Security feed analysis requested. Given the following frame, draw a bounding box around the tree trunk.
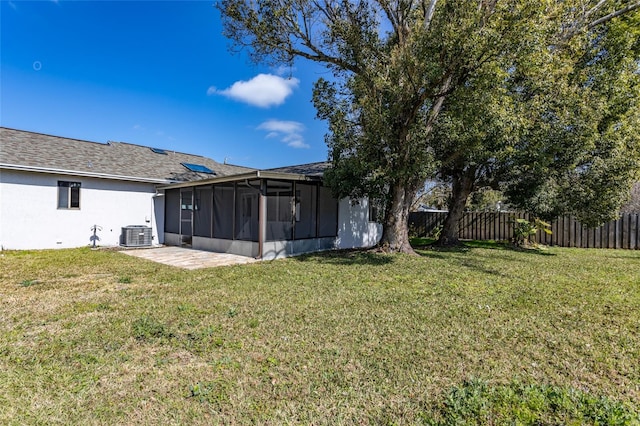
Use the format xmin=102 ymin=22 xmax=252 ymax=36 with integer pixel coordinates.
xmin=437 ymin=170 xmax=475 ymax=246
xmin=379 ymin=181 xmax=417 ymax=254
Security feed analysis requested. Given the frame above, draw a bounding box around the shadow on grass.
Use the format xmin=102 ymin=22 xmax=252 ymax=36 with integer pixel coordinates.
xmin=293 ymin=249 xmax=395 ymax=266
xmin=412 ymin=239 xmax=556 ymax=277
xmin=412 ymin=238 xmax=556 ymax=257
xmin=292 ymin=238 xmax=557 ymax=269
xmin=416 ymin=249 xmax=507 ymax=277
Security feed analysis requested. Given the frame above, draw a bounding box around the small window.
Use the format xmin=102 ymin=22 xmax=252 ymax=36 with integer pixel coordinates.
xmin=150 ymin=147 xmax=168 ymax=155
xmin=58 ymin=181 xmax=81 ymax=209
xmin=369 ymin=202 xmax=380 ymax=223
xmin=182 ymin=163 xmax=215 ymax=174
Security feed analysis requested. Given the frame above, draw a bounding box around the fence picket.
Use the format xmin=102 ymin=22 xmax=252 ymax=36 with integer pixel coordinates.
xmin=408 ymin=212 xmax=640 ymax=250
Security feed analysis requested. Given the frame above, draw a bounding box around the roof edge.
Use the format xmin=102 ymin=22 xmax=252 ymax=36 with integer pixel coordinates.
xmin=1 ymin=126 xmax=109 ymax=146
xmin=264 ymin=160 xmax=331 ymax=171
xmin=158 ymin=170 xmax=323 ymax=190
xmin=0 ymin=164 xmax=176 ymax=184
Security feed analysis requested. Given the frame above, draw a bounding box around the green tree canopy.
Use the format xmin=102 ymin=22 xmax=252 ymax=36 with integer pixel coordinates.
xmin=218 ymin=0 xmax=640 ymax=251
xmin=431 ymin=3 xmax=640 ymax=244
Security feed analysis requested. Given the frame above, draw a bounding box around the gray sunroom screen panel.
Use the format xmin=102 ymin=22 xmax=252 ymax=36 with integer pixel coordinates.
xmin=266 ymin=180 xmax=293 ymax=241
xmin=318 ymin=185 xmax=338 ymax=237
xmin=165 ymin=189 xmax=180 ymax=234
xmin=235 ymin=182 xmax=259 ymax=241
xmin=295 ymin=183 xmax=317 ymax=239
xmin=213 ymin=184 xmax=234 ymax=240
xmin=194 ymin=186 xmax=213 ymax=238
xmin=180 ymin=189 xmax=193 ymax=237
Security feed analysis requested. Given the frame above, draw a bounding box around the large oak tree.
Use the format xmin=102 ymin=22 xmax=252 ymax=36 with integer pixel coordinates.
xmin=218 ymin=0 xmax=640 ymax=251
xmin=432 ymin=3 xmax=640 ymax=245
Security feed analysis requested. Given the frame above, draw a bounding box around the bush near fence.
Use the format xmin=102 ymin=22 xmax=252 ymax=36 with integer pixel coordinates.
xmin=409 ymin=211 xmax=640 ymax=249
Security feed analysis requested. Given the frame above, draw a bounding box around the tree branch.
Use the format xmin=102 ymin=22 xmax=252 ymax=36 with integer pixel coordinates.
xmin=585 ymin=0 xmax=608 ymax=19
xmin=559 ymin=1 xmax=639 ymax=43
xmin=379 ymin=0 xmax=403 ymax=43
xmin=423 ymin=0 xmax=438 ymax=30
xmin=293 ymin=46 xmax=364 ymax=76
xmin=588 ymin=2 xmax=640 ymax=28
xmin=425 ymin=74 xmax=453 ymax=129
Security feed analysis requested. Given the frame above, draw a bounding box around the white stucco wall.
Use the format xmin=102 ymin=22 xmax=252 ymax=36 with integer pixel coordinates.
xmin=0 ymin=170 xmax=164 ymax=250
xmin=336 ymin=197 xmax=382 ymax=249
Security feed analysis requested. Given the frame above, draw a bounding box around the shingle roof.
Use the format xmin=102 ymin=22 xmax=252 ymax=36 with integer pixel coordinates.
xmin=0 ymin=127 xmax=254 ymax=183
xmin=266 ymin=161 xmax=330 ymax=177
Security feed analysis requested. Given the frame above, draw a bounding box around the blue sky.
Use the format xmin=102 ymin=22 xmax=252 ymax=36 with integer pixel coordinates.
xmin=1 ymin=0 xmax=331 ymax=169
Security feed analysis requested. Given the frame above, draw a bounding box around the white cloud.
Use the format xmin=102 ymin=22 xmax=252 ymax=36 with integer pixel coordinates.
xmin=257 ymin=119 xmax=309 ymax=149
xmin=209 ymin=74 xmax=299 ymax=108
xmin=257 ymin=120 xmax=304 ymax=134
xmin=287 ymin=139 xmax=309 ymax=149
xmin=273 ymin=64 xmax=296 ymax=77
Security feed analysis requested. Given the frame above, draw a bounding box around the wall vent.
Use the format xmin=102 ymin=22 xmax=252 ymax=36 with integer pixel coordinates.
xmin=121 ymin=226 xmax=152 ymax=247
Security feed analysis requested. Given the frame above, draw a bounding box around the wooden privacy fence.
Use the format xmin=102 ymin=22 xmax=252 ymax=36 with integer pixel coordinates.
xmin=409 ymin=211 xmax=640 ymax=249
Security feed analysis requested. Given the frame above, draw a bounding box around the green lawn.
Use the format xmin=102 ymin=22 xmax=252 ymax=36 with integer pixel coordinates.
xmin=1 ymin=245 xmax=639 ymax=424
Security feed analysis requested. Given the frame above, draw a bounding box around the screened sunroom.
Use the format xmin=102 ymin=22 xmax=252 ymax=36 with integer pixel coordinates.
xmin=161 ymin=170 xmax=340 ymax=259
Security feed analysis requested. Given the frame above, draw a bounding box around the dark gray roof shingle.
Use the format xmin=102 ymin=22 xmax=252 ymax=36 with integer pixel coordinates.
xmin=0 ymin=127 xmax=254 ymax=182
xmin=266 ymin=161 xmax=330 ymax=177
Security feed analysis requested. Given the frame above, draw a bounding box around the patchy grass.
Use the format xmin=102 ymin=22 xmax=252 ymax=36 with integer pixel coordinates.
xmin=0 ymin=246 xmax=638 ymax=424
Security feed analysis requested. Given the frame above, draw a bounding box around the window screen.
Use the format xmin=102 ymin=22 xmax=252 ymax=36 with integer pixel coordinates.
xmin=165 ymin=189 xmax=180 ymax=233
xmin=266 ymin=180 xmax=293 ymax=241
xmin=213 ymin=183 xmax=234 ymax=240
xmin=180 ymin=189 xmax=193 ymax=237
xmin=194 ymin=186 xmax=213 ymax=238
xmin=235 ymin=182 xmax=259 ymax=241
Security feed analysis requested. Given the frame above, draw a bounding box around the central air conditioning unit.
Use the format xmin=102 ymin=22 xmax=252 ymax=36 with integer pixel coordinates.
xmin=121 ymin=226 xmax=152 ymax=247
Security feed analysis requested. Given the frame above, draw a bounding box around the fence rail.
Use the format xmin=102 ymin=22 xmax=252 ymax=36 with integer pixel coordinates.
xmin=409 ymin=211 xmax=640 ymax=249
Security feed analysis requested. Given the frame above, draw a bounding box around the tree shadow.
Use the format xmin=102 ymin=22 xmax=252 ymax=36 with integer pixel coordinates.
xmin=414 ymin=239 xmax=557 ymax=257
xmin=413 ymin=240 xmax=557 ymax=277
xmin=293 ymin=249 xmax=395 ymax=266
xmin=416 ymin=249 xmax=508 ymax=277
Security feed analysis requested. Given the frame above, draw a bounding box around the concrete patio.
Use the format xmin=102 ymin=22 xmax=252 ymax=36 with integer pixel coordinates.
xmin=120 ymin=246 xmax=258 ymax=270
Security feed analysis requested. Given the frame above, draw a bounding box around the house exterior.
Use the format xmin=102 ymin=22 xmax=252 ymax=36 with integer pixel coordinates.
xmin=0 ymin=127 xmax=381 ymax=257
xmin=0 ymin=127 xmax=252 ymax=250
xmin=161 ymin=164 xmax=382 ymax=260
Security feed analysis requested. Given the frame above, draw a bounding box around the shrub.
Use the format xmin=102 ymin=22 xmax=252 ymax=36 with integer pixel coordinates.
xmin=512 ymin=218 xmax=552 ymax=248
